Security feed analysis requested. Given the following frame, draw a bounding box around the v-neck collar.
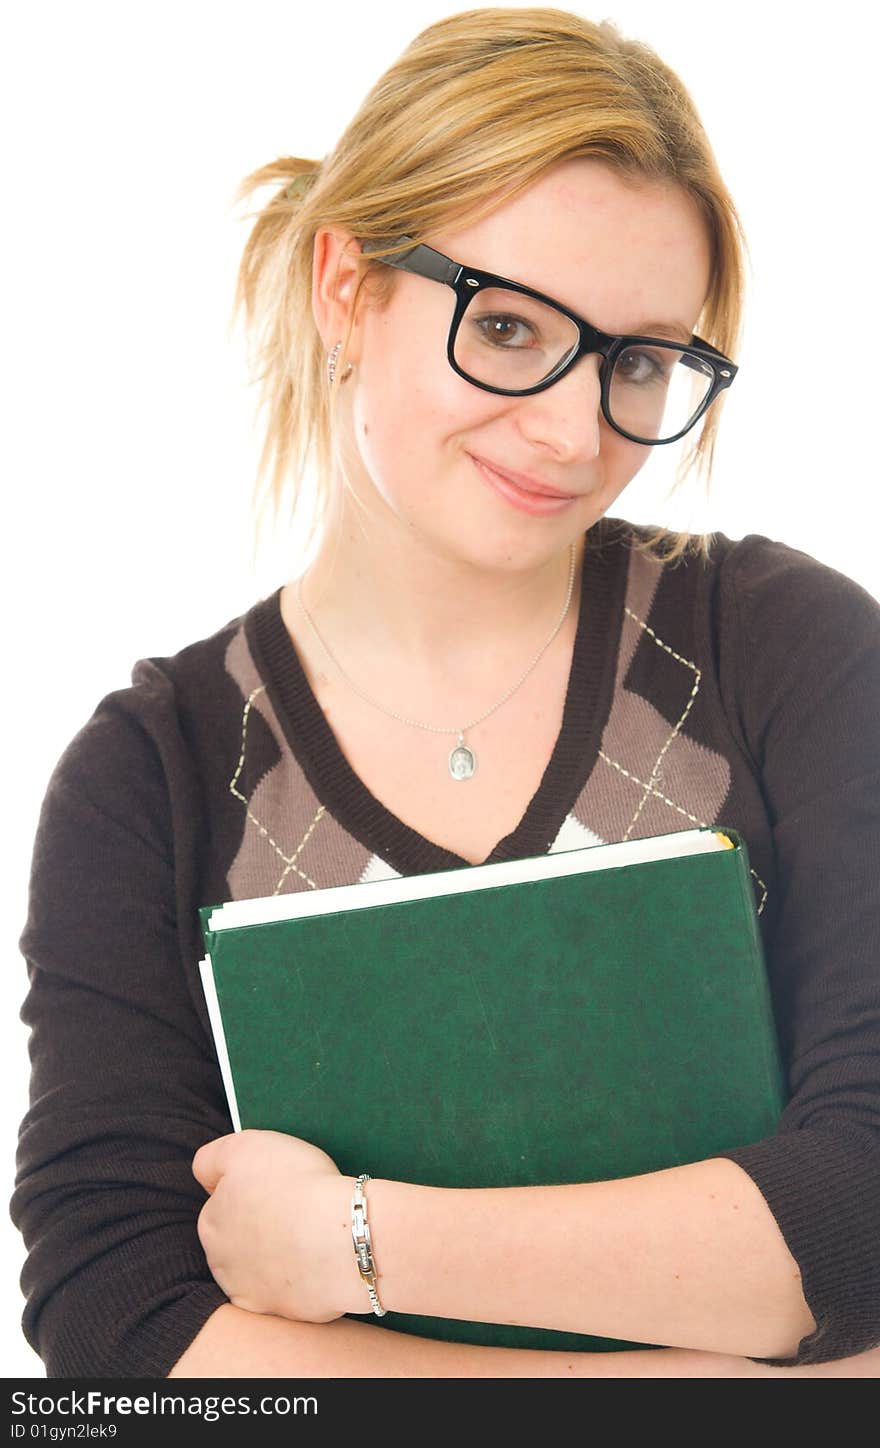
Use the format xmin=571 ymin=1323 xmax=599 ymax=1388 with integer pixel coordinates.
xmin=245 ymin=518 xmax=631 ymax=875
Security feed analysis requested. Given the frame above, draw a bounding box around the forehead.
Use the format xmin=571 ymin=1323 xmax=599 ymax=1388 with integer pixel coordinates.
xmin=430 ymin=158 xmax=712 ymax=332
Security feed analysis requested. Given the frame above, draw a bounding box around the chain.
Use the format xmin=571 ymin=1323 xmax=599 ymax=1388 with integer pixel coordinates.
xmin=295 ymin=542 xmax=578 ymax=737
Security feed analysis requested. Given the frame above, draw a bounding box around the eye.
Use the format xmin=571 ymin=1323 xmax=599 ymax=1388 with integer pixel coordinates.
xmin=614 ymin=347 xmax=673 ymax=386
xmin=472 ymin=312 xmax=538 ymax=348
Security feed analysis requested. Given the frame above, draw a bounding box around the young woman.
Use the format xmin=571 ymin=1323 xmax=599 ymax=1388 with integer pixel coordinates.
xmin=12 ymin=8 xmax=880 ymax=1378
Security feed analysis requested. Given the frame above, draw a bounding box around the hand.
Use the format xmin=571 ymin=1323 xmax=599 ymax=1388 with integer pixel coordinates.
xmin=192 ymin=1128 xmax=361 ymax=1322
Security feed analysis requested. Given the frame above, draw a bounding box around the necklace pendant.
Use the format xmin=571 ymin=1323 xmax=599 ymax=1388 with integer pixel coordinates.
xmin=448 ymin=732 xmax=476 ymax=781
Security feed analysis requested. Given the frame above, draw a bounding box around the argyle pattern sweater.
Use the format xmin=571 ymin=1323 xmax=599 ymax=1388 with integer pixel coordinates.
xmin=11 ymin=517 xmax=880 ymax=1375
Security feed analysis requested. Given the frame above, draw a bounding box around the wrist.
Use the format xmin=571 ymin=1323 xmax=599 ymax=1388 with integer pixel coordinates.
xmin=286 ymin=1171 xmax=365 ymax=1323
xmin=334 ymin=1174 xmax=369 ymax=1317
xmin=353 ymin=1177 xmax=443 ymax=1317
xmin=345 ymin=1175 xmax=415 ymax=1318
xmin=349 ymin=1173 xmax=388 ymax=1316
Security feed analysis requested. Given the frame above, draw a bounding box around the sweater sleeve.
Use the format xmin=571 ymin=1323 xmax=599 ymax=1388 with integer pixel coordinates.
xmin=10 ymin=672 xmax=230 ymax=1377
xmin=712 ymin=536 xmax=880 ymax=1366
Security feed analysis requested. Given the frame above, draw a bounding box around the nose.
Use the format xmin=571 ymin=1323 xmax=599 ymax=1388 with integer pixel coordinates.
xmin=513 ymin=353 xmax=604 ymax=462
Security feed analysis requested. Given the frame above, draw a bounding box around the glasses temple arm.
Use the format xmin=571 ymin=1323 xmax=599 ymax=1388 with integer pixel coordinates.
xmin=691 ymin=334 xmax=737 ymax=364
xmin=361 ymin=237 xmax=462 ymax=287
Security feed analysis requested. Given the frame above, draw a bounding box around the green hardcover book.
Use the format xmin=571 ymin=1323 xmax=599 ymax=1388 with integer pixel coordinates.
xmin=198 ymin=826 xmax=786 ymax=1354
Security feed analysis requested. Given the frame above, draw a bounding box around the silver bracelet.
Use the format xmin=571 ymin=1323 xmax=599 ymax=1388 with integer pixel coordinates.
xmin=351 ymin=1173 xmax=386 ymax=1316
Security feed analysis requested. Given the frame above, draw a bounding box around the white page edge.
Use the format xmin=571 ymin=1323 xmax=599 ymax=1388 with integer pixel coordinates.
xmin=198 ymin=955 xmax=242 ymax=1133
xmin=206 ymin=827 xmax=734 ymax=933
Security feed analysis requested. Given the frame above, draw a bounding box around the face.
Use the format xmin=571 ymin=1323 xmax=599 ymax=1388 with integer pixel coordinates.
xmin=322 ymin=158 xmax=712 ymax=573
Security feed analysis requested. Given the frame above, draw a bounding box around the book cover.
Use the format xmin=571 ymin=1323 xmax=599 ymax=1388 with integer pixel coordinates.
xmin=198 ymin=826 xmax=786 ymax=1352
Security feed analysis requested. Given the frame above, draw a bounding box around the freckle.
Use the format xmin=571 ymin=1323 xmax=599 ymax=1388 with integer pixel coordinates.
xmin=732 ymin=1203 xmax=740 ymax=1210
xmin=674 ymin=1273 xmax=681 ymax=1280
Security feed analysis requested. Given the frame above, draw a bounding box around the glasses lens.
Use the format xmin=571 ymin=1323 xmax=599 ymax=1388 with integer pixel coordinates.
xmin=453 ymin=292 xmax=717 ymax=443
xmin=608 ymin=343 xmax=715 ymax=443
xmin=453 ymin=288 xmax=580 ymax=391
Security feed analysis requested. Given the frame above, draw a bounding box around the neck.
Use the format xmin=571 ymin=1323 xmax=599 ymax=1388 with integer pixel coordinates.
xmin=295 ymin=508 xmax=584 ymax=685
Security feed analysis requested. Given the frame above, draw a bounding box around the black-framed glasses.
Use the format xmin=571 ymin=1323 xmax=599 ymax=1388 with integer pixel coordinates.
xmin=362 ymin=238 xmax=738 ymax=446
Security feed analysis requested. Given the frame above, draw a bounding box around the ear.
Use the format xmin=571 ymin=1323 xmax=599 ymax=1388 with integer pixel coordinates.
xmin=311 ymin=226 xmax=366 ymax=361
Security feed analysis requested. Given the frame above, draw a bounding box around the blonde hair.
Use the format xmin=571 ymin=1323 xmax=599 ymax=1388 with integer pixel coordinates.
xmin=236 ymin=7 xmax=748 ymax=566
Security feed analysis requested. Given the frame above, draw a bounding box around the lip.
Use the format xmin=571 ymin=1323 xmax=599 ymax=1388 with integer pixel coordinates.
xmin=469 ymin=453 xmax=578 ymax=517
xmin=469 ymin=453 xmax=577 ymax=499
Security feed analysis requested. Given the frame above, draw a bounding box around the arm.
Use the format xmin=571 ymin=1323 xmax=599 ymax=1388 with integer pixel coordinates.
xmin=11 ymin=687 xmax=231 ymax=1376
xmin=365 ymin=1158 xmax=812 ymax=1359
xmin=193 ymin=1132 xmax=812 ymax=1360
xmin=167 ymin=1305 xmax=880 ymax=1378
xmin=707 ymin=538 xmax=880 ymax=1364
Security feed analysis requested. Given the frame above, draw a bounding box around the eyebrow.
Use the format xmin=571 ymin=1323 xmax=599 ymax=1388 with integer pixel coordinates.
xmin=629 ymin=320 xmax=694 ymax=344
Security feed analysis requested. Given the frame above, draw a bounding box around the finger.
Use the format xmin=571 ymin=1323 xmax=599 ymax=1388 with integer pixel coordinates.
xmin=191 ymin=1132 xmax=238 ymax=1193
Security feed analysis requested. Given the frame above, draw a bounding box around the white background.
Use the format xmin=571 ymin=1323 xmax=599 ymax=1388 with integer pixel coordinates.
xmin=3 ymin=0 xmax=878 ymax=1376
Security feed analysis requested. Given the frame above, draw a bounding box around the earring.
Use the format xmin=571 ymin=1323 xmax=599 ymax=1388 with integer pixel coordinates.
xmin=327 ymin=342 xmax=353 ymax=384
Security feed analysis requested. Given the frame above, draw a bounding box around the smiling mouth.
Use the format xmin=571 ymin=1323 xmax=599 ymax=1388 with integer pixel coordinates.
xmin=468 ymin=454 xmax=577 ymax=500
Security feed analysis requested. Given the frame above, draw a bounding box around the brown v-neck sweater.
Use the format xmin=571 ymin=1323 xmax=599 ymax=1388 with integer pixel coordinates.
xmin=11 ymin=517 xmax=880 ymax=1376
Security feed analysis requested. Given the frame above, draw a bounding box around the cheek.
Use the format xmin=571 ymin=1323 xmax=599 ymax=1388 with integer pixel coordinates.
xmin=602 ymin=432 xmax=652 ymax=492
xmin=352 ymin=322 xmax=500 ymax=498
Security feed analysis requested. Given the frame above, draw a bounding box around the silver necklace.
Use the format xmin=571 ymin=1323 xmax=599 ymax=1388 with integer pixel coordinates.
xmin=295 ymin=543 xmax=578 ymax=781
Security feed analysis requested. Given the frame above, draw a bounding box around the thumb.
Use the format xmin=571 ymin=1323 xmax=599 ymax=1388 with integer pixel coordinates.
xmin=191 ymin=1132 xmax=237 ymax=1194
